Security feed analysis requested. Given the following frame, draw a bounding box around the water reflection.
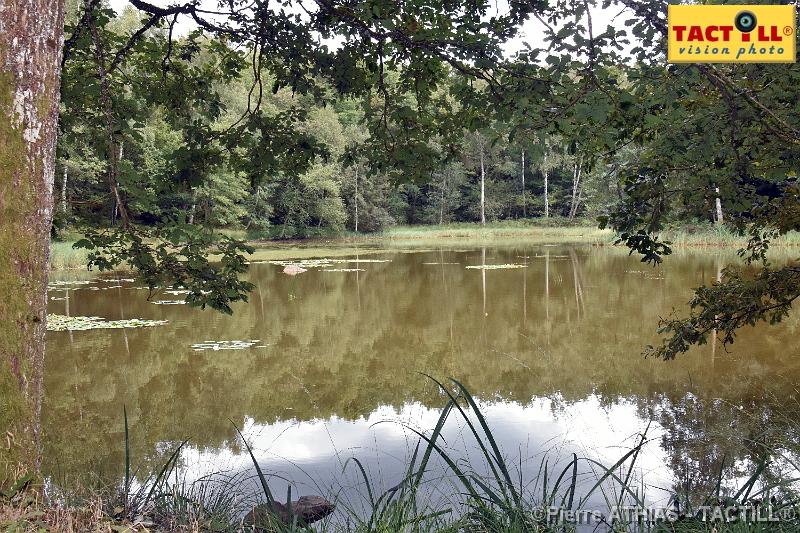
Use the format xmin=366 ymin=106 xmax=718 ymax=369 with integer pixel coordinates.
xmin=44 ymin=244 xmax=800 ymax=498
xmin=180 ymin=396 xmax=671 ymax=510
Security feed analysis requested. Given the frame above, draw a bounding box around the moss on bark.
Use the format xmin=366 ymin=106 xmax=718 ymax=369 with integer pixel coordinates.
xmin=0 ymin=66 xmax=38 ymax=471
xmin=0 ymin=0 xmax=66 ymax=476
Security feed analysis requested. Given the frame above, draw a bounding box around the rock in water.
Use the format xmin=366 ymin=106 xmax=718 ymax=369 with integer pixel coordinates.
xmin=292 ymin=495 xmax=335 ymax=523
xmin=244 ymin=496 xmax=334 ymax=530
xmin=282 ymin=264 xmax=307 ymax=275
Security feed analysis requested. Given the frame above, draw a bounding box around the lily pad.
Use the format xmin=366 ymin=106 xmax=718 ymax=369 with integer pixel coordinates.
xmin=48 ymin=315 xmax=168 ymax=332
xmin=268 ymin=258 xmax=390 ymax=268
xmin=269 ymin=259 xmax=340 ymax=268
xmin=465 ymin=264 xmax=528 ymax=270
xmin=191 ymin=340 xmax=270 ymax=351
xmin=164 ymin=289 xmax=191 ymax=295
xmin=48 ymin=280 xmax=93 ymax=289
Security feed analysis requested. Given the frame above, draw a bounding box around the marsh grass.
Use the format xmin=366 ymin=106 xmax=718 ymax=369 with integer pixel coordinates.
xmin=660 ymin=224 xmax=800 ymax=249
xmin=49 ymin=241 xmax=90 ymax=271
xmin=213 ymin=222 xmax=800 ymax=254
xmin=378 ymin=220 xmax=608 ymax=242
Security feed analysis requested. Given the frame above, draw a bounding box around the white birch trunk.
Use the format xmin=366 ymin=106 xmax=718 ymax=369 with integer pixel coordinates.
xmin=61 ymin=164 xmax=68 ymax=213
xmin=543 ymin=152 xmax=549 ymax=218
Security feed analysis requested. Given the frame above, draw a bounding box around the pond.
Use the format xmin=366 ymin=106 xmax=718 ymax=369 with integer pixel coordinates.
xmin=44 ymin=243 xmax=800 ymax=513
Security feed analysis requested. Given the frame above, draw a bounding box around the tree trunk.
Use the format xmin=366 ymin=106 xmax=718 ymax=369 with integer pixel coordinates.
xmin=479 ymin=140 xmax=486 ymax=225
xmin=354 ymin=169 xmax=358 ymax=233
xmin=0 ymin=0 xmax=66 ymax=471
xmin=715 ymin=186 xmax=724 ymax=224
xmin=521 ymin=150 xmax=525 ymax=219
xmin=61 ymin=163 xmax=68 ymax=213
xmin=573 ymin=180 xmax=584 ymax=219
xmin=89 ymin=10 xmax=129 ymax=227
xmin=439 ymin=167 xmax=447 ymax=225
xmin=569 ymin=158 xmax=582 ymax=219
xmin=543 ymin=153 xmax=549 ymax=218
xmin=188 ymin=187 xmax=197 ymax=224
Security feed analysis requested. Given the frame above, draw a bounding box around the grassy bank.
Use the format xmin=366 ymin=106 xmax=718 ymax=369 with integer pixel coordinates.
xmin=378 ymin=220 xmax=800 ymax=249
xmin=172 ymin=220 xmax=800 ymax=248
xmin=378 ymin=220 xmax=610 ymax=243
xmin=4 ymin=381 xmax=799 ymax=532
xmin=50 ymin=221 xmax=800 ymax=271
xmin=660 ymin=224 xmax=800 ymax=248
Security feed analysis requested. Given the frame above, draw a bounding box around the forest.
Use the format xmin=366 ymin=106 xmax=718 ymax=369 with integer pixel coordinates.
xmin=55 ymin=4 xmax=713 ymax=241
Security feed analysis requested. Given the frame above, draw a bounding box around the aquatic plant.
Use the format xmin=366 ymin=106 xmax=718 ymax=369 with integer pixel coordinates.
xmin=465 ymin=264 xmax=527 ymax=270
xmin=47 ymin=280 xmax=93 ymax=288
xmin=47 ymin=315 xmax=168 ymax=331
xmin=191 ymin=340 xmax=269 ymax=351
xmin=268 ymin=258 xmax=391 ymax=269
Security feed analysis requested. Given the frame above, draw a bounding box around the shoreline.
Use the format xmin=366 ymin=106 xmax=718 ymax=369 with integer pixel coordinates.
xmin=50 ymin=222 xmax=800 ymax=271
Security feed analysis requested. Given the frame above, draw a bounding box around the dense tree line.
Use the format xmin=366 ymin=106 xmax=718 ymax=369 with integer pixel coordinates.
xmin=55 ymin=6 xmax=641 ymax=238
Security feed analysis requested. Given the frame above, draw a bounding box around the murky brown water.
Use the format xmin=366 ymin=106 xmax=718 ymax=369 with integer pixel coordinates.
xmin=44 ymin=243 xmax=800 ymax=504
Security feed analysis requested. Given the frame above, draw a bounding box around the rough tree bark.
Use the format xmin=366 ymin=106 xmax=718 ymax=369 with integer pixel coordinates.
xmin=0 ymin=0 xmax=66 ymax=472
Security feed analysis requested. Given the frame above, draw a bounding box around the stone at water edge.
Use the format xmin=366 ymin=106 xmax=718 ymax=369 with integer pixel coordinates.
xmin=282 ymin=264 xmax=307 ymax=275
xmin=244 ymin=495 xmax=334 ymax=529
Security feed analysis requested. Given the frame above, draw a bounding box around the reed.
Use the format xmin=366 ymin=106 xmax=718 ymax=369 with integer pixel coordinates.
xmin=48 ymin=241 xmax=90 ymax=271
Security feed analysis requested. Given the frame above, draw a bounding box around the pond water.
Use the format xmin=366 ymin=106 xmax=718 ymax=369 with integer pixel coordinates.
xmin=44 ymin=243 xmax=800 ymax=512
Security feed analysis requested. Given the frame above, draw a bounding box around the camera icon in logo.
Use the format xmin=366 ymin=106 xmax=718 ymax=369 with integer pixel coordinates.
xmin=735 ymin=10 xmax=757 ymax=33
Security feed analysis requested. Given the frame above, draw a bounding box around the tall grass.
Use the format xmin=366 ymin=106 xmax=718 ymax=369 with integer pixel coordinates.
xmin=660 ymin=224 xmax=800 ymax=249
xmin=379 ymin=221 xmax=611 ymax=245
xmin=226 ymin=221 xmax=800 ymax=250
xmin=49 ymin=241 xmax=89 ymax=271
